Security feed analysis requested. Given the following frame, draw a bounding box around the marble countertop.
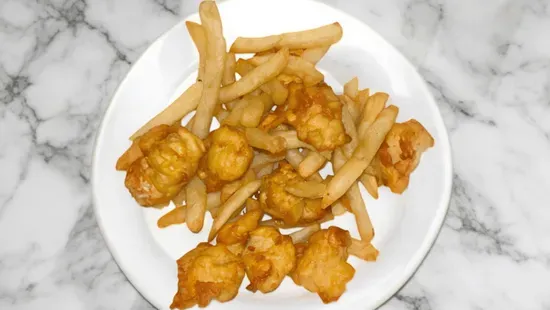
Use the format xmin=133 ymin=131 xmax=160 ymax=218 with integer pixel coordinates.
xmin=1 ymin=0 xmax=549 ymax=309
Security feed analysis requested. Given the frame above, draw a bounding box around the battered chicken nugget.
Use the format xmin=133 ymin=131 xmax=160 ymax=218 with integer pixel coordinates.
xmin=198 ymin=126 xmax=254 ymax=192
xmin=291 ymin=226 xmax=355 ymax=303
xmin=217 ymin=209 xmax=264 ymax=255
xmin=242 ymin=226 xmax=296 ymax=293
xmin=285 ymin=83 xmax=349 ymax=151
xmin=125 ymin=125 xmax=205 ymax=207
xmin=369 ymin=119 xmax=434 ymax=193
xmin=171 ymin=243 xmax=245 ymax=309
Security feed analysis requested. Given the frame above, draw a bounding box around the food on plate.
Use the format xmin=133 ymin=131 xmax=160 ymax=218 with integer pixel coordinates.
xmin=291 ymin=226 xmax=355 ymax=303
xmin=124 ymin=125 xmax=205 ymax=207
xmin=171 ymin=243 xmax=245 ymax=309
xmin=198 ymin=126 xmax=254 ymax=192
xmin=286 ymin=83 xmax=349 ymax=151
xmin=115 ymin=1 xmax=435 ymax=306
xmin=242 ymin=226 xmax=296 ymax=293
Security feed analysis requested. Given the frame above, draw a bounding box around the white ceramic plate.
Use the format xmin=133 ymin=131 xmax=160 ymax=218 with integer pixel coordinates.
xmin=92 ymin=0 xmax=452 ymax=309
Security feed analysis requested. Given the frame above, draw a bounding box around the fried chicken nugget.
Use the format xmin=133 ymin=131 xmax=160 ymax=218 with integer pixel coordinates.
xmin=125 ymin=125 xmax=205 ymax=207
xmin=242 ymin=226 xmax=296 ymax=293
xmin=198 ymin=126 xmax=254 ymax=192
xmin=171 ymin=243 xmax=245 ymax=309
xmin=291 ymin=226 xmax=355 ymax=303
xmin=259 ymin=162 xmax=329 ymax=226
xmin=369 ymin=119 xmax=434 ymax=193
xmin=285 ymin=83 xmax=349 ymax=151
xmin=216 ymin=209 xmax=264 ymax=255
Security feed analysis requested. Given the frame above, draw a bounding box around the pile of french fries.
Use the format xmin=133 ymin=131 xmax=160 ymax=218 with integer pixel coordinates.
xmin=118 ymin=0 xmax=414 ymax=264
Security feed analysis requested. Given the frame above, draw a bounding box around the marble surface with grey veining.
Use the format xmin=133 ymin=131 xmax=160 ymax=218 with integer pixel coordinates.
xmin=1 ymin=0 xmax=549 ymax=309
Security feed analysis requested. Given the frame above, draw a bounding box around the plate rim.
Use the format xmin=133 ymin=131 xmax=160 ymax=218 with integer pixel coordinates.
xmin=91 ymin=0 xmax=453 ymax=308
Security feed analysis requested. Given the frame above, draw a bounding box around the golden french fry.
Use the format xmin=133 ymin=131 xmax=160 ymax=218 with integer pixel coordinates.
xmin=215 ymin=109 xmax=229 ymax=123
xmin=301 ymin=45 xmax=330 ymax=64
xmin=130 ymin=82 xmax=203 ymax=140
xmin=322 ymin=106 xmax=398 ymax=208
xmin=184 ymin=115 xmax=195 ymax=130
xmin=255 ymin=163 xmax=274 ymax=178
xmin=222 ymin=52 xmax=236 ymax=86
xmin=331 ymin=203 xmax=347 ymax=216
xmin=251 ymin=153 xmax=285 ymax=170
xmin=341 ymin=106 xmax=359 ymax=158
xmin=186 ymin=177 xmax=207 ymax=233
xmin=220 ymin=48 xmax=289 ymax=103
xmin=208 ymin=179 xmax=262 ymax=241
xmin=261 ymin=213 xmax=333 ymax=229
xmin=172 ymin=187 xmax=187 ymax=206
xmin=285 ymin=149 xmax=323 ymax=182
xmin=157 ymin=205 xmax=187 ymax=228
xmin=298 ymin=151 xmax=327 ymax=178
xmin=249 ymin=55 xmax=324 ymax=86
xmin=360 ymin=174 xmax=379 ymax=199
xmin=116 ymin=141 xmax=143 ymax=170
xmin=221 ymin=170 xmax=256 ymax=203
xmin=186 ymin=21 xmax=206 ymax=80
xmin=192 ymin=1 xmax=227 ymax=139
xmin=245 ymin=197 xmax=261 ymax=212
xmin=277 ymin=22 xmax=343 ymax=49
xmin=349 ymin=239 xmax=379 ymax=261
xmin=222 ymin=98 xmax=248 ymax=126
xmin=235 ymin=59 xmax=288 ymax=105
xmin=344 ymin=77 xmax=359 ymax=99
xmin=230 ymin=35 xmax=282 ymax=53
xmin=285 ymin=180 xmax=326 ymax=199
xmin=357 ymin=92 xmax=389 ymax=139
xmin=207 ymin=191 xmax=222 ymax=210
xmin=289 ymin=224 xmax=321 ymax=243
xmin=240 ymin=96 xmax=264 ymax=127
xmin=356 ymin=88 xmax=370 ymax=114
xmin=272 ymin=130 xmax=316 ymax=150
xmin=245 ymin=128 xmax=287 ymax=154
xmin=338 ymin=94 xmax=360 ymax=125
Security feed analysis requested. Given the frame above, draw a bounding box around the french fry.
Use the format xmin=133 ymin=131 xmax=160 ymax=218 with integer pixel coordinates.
xmin=272 ymin=130 xmax=316 ymax=151
xmin=249 ymin=55 xmax=324 ymax=86
xmin=285 ymin=149 xmax=323 ymax=182
xmin=230 ymin=35 xmax=282 ymax=53
xmin=360 ymin=174 xmax=379 ymax=199
xmin=322 ymin=106 xmax=398 ymax=208
xmin=357 ymin=92 xmax=388 ymax=139
xmin=344 ymin=77 xmax=359 ymax=99
xmin=130 ymin=82 xmax=203 ymax=140
xmin=251 ymin=153 xmax=285 ymax=170
xmin=245 ymin=128 xmax=287 ymax=154
xmin=172 ymin=187 xmax=187 ymax=206
xmin=222 ymin=98 xmax=248 ymax=126
xmin=219 ymin=48 xmax=289 ymax=103
xmin=207 ymin=191 xmax=222 ymax=210
xmin=285 ymin=180 xmax=326 ymax=199
xmin=222 ymin=52 xmax=236 ymax=86
xmin=339 ymin=94 xmax=360 ymax=125
xmin=259 ymin=92 xmax=275 ymax=114
xmin=215 ymin=109 xmax=229 ymax=123
xmin=261 ymin=213 xmax=334 ymax=229
xmin=184 ymin=115 xmax=196 ymax=130
xmin=116 ymin=141 xmax=143 ymax=170
xmin=221 ymin=170 xmax=256 ymax=203
xmin=301 ymin=45 xmax=330 ymax=64
xmin=331 ymin=203 xmax=347 ymax=216
xmin=277 ymin=22 xmax=343 ymax=49
xmin=240 ymin=96 xmax=264 ymax=127
xmin=298 ymin=151 xmax=327 ymax=178
xmin=186 ymin=177 xmax=207 ymax=233
xmin=349 ymin=239 xmax=379 ymax=261
xmin=356 ymin=88 xmax=370 ymax=114
xmin=186 ymin=21 xmax=206 ymax=81
xmin=245 ymin=197 xmax=261 ymax=212
xmin=157 ymin=205 xmax=187 ymax=228
xmin=256 ymin=163 xmax=274 ymax=178
xmin=289 ymin=224 xmax=321 ymax=243
xmin=235 ymin=59 xmax=288 ymax=105
xmin=341 ymin=106 xmax=359 ymax=158
xmin=208 ymin=180 xmax=262 ymax=241
xmin=192 ymin=1 xmax=227 ymax=139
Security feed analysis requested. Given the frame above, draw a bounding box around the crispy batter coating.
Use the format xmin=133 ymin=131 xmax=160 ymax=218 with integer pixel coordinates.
xmin=198 ymin=126 xmax=254 ymax=192
xmin=369 ymin=120 xmax=434 ymax=193
xmin=216 ymin=209 xmax=264 ymax=256
xmin=259 ymin=162 xmax=328 ymax=226
xmin=242 ymin=226 xmax=296 ymax=293
xmin=125 ymin=125 xmax=205 ymax=206
xmin=285 ymin=83 xmax=349 ymax=151
xmin=171 ymin=243 xmax=245 ymax=309
xmin=291 ymin=226 xmax=355 ymax=303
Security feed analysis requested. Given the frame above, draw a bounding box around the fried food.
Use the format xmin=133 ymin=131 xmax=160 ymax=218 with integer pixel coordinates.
xmin=242 ymin=226 xmax=296 ymax=293
xmin=291 ymin=226 xmax=355 ymax=303
xmin=125 ymin=125 xmax=205 ymax=206
xmin=217 ymin=209 xmax=263 ymax=255
xmin=259 ymin=162 xmax=329 ymax=226
xmin=286 ymin=83 xmax=349 ymax=151
xmin=369 ymin=119 xmax=434 ymax=193
xmin=198 ymin=126 xmax=254 ymax=192
xmin=171 ymin=243 xmax=245 ymax=309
